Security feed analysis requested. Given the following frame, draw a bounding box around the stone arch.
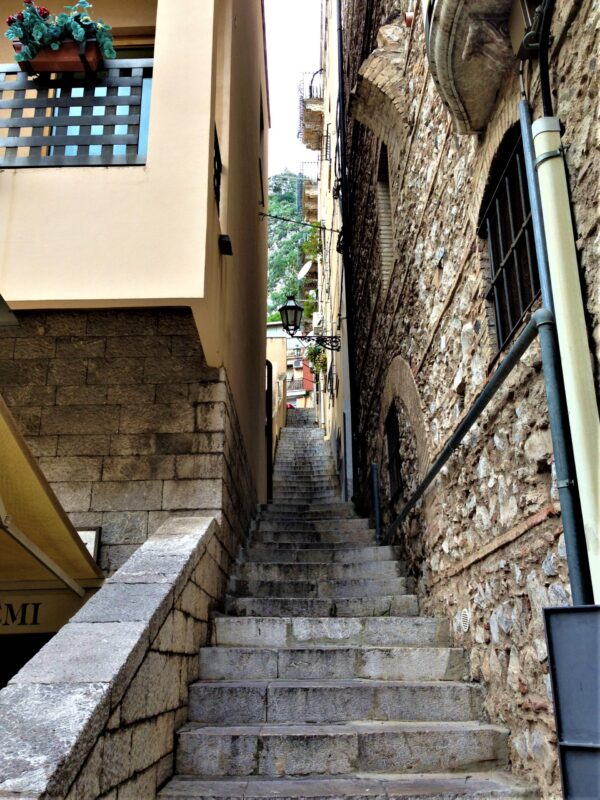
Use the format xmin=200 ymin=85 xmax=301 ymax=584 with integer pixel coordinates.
xmin=379 ymin=355 xmax=430 ymax=486
xmin=349 ymin=20 xmax=411 ymax=149
xmin=468 ymin=95 xmax=520 ymax=228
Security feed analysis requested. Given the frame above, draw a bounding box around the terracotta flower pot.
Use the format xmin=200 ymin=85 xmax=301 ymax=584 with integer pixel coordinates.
xmin=13 ymin=39 xmax=102 ymax=74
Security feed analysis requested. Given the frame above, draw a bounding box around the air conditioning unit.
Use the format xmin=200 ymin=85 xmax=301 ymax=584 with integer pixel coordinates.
xmin=293 ymin=359 xmax=303 ymax=369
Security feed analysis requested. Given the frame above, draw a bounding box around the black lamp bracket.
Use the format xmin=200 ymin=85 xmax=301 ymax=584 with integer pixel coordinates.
xmin=290 ymin=333 xmax=341 ymax=352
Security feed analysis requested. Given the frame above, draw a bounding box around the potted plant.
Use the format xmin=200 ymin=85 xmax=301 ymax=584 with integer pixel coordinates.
xmin=5 ymin=0 xmax=116 ymax=74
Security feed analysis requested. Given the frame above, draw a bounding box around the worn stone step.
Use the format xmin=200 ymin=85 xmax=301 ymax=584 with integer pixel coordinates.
xmin=273 ymin=476 xmax=336 ymax=481
xmin=272 ymin=479 xmax=337 ymax=485
xmin=273 ymin=471 xmax=337 ymax=478
xmin=274 ymin=461 xmax=333 ymax=466
xmin=224 ymin=594 xmax=419 ymax=618
xmin=272 ymin=494 xmax=340 ymax=503
xmin=158 ymin=772 xmax=539 ymax=799
xmin=257 ymin=519 xmax=370 ymax=532
xmin=273 ymin=471 xmax=337 ymax=477
xmin=175 ymin=720 xmax=509 ymax=777
xmin=229 ymin=577 xmax=409 ymax=599
xmin=199 ymin=647 xmax=466 ymax=682
xmin=261 ymin=506 xmax=353 ymax=518
xmin=252 ymin=531 xmax=376 ymax=546
xmin=273 ymin=469 xmax=335 ymax=474
xmin=274 ymin=459 xmax=334 ymax=466
xmin=188 ymin=679 xmax=483 ymax=724
xmin=211 ymin=615 xmax=450 ymax=648
xmin=248 ymin=540 xmax=378 ymax=551
xmin=243 ymin=545 xmax=401 ymax=564
xmin=238 ymin=560 xmax=404 ymax=582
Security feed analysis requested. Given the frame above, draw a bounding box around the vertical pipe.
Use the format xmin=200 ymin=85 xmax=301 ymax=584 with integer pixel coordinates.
xmin=518 ymin=100 xmax=554 ymax=313
xmin=336 ymin=0 xmax=360 ymax=498
xmin=265 ymin=360 xmax=273 ymax=504
xmin=342 ymin=411 xmax=348 ymax=501
xmin=371 ymin=462 xmax=382 ymax=544
xmin=534 ymin=311 xmax=594 ymax=605
xmin=533 ymin=118 xmax=600 ymax=601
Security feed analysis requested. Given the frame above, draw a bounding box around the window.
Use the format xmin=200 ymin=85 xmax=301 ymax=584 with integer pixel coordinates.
xmin=478 ymin=128 xmax=540 ymax=354
xmin=385 ymin=403 xmax=402 ymax=502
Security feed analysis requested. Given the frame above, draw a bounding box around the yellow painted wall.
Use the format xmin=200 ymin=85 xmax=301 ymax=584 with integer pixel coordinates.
xmin=0 ymin=0 xmax=211 ymax=305
xmin=0 ymin=0 xmax=269 ymax=499
xmin=192 ymin=0 xmax=269 ymax=501
xmin=317 ymin=0 xmax=352 ymax=493
xmin=267 ymin=337 xmax=288 ymax=383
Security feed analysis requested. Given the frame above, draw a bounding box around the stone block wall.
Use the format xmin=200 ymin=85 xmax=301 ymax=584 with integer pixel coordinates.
xmin=0 ymin=308 xmax=256 ymax=574
xmin=341 ymin=0 xmax=598 ymax=795
xmin=0 ymin=516 xmax=232 ymax=799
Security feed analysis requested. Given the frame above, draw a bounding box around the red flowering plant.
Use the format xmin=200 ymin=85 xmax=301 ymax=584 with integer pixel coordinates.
xmin=5 ymin=0 xmax=116 ymax=63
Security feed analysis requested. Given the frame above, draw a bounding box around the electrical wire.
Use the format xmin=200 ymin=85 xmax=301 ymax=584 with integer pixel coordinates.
xmin=259 ymin=212 xmax=341 ymax=235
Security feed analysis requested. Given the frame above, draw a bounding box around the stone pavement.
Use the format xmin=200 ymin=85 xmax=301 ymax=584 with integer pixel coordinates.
xmin=159 ymin=410 xmax=537 ymax=798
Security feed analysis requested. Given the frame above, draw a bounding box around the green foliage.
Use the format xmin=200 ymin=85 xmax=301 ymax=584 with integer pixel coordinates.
xmin=267 ymin=171 xmax=322 ymax=321
xmin=305 ymin=342 xmax=327 ymax=375
xmin=5 ymin=1 xmax=116 ymax=62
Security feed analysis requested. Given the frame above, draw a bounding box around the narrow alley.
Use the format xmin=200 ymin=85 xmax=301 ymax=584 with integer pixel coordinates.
xmin=159 ymin=409 xmax=536 ymax=798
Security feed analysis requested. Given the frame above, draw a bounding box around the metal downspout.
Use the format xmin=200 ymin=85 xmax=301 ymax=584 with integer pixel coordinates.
xmin=532 ymin=115 xmax=600 ymax=601
xmin=519 ymin=101 xmax=594 ymax=605
xmin=336 ymin=0 xmax=360 ymax=500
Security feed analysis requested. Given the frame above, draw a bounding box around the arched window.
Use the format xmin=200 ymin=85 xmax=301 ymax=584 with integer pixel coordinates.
xmin=376 ymin=144 xmax=394 ymax=292
xmin=478 ymin=125 xmax=541 ymax=355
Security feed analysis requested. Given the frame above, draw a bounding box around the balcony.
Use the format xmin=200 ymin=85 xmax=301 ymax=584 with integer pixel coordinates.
xmin=0 ymin=59 xmax=152 ymax=167
xmin=298 ymin=69 xmax=323 ymax=151
xmin=299 ymin=161 xmax=319 ymax=223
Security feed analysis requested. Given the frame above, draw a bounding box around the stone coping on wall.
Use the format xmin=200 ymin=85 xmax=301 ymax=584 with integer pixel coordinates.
xmin=0 ymin=515 xmax=229 ymax=800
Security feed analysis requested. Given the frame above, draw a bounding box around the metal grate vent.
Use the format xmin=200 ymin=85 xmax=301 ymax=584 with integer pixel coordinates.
xmin=460 ymin=608 xmax=471 ymax=633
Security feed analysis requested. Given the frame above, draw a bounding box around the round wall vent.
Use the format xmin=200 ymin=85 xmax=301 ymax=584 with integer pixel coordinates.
xmin=460 ymin=608 xmax=471 ymax=633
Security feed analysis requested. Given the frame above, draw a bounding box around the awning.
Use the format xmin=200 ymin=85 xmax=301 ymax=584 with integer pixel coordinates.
xmin=0 ymin=396 xmax=103 ymax=633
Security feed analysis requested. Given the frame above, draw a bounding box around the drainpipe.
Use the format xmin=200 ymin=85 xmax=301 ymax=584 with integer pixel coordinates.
xmin=336 ymin=0 xmax=360 ymax=499
xmin=532 ymin=116 xmax=600 ymax=601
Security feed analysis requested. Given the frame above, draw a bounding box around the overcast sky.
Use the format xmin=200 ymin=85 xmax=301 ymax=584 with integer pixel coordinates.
xmin=264 ymin=0 xmax=322 ymax=176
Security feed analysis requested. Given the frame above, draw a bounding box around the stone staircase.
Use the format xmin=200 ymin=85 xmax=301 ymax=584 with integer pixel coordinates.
xmin=159 ymin=410 xmax=536 ymax=799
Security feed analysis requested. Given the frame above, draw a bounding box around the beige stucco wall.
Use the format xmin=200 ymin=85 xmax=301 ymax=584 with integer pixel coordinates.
xmin=194 ymin=0 xmax=268 ymax=501
xmin=0 ymin=0 xmax=269 ymax=500
xmin=317 ymin=0 xmax=352 ymax=493
xmin=0 ymin=0 xmax=213 ymax=305
xmin=266 ymin=337 xmax=288 ymax=382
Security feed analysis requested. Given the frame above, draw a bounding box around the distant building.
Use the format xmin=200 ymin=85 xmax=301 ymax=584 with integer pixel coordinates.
xmin=301 ymin=0 xmax=600 ymax=796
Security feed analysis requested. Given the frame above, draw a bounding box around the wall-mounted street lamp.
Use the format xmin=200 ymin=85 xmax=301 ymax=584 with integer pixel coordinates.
xmin=278 ymin=295 xmax=341 ymax=351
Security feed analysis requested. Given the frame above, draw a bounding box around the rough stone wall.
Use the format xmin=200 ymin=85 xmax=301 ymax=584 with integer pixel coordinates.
xmin=342 ymin=0 xmax=598 ymax=795
xmin=0 ymin=517 xmax=233 ymax=799
xmin=0 ymin=309 xmax=256 ymax=574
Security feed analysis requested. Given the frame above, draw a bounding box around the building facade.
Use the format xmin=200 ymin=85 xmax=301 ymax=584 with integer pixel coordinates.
xmin=0 ymin=1 xmax=269 ymax=796
xmin=307 ymin=0 xmax=599 ymax=795
xmin=0 ymin=0 xmax=269 ymax=573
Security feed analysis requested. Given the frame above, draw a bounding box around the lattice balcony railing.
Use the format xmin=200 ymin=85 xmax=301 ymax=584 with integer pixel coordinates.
xmin=0 ymin=58 xmax=152 ymax=167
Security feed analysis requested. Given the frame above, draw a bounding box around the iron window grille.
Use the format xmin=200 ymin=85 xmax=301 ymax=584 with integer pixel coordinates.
xmin=385 ymin=404 xmax=402 ymax=502
xmin=478 ymin=134 xmax=540 ymax=355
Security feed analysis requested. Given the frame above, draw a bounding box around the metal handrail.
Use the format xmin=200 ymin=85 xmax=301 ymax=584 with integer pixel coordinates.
xmin=386 ymin=313 xmax=538 ymax=539
xmin=384 ymin=98 xmax=594 ymax=606
xmin=386 ymin=305 xmax=591 ymax=604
